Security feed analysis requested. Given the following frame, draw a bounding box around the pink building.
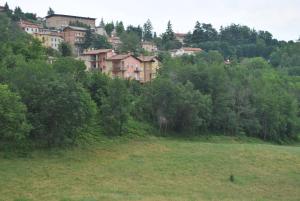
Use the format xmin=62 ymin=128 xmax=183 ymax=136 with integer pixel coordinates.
xmin=80 ymin=49 xmax=115 ymax=72
xmin=106 ymin=54 xmax=142 ymax=81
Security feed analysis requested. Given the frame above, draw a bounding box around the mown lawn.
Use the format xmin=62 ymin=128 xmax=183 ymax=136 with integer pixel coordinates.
xmin=0 ymin=136 xmax=299 ymax=201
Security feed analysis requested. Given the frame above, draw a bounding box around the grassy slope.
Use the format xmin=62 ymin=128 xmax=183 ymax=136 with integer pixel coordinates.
xmin=0 ymin=136 xmax=299 ymax=201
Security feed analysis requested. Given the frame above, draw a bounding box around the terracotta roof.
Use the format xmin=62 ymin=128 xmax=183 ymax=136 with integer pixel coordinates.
xmin=138 ymin=56 xmax=157 ymax=62
xmin=19 ymin=20 xmax=41 ymax=28
xmin=182 ymin=47 xmax=202 ymax=52
xmin=46 ymin=14 xmax=96 ymax=20
xmin=83 ymin=49 xmax=113 ymax=55
xmin=63 ymin=26 xmax=88 ymax=32
xmin=107 ymin=54 xmax=131 ymax=61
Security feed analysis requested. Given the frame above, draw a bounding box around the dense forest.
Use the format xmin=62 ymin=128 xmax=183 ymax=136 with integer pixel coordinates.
xmin=0 ymin=9 xmax=300 ymax=151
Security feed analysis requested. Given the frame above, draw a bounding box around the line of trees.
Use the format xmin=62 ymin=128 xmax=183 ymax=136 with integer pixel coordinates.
xmin=0 ymin=12 xmax=299 ymax=150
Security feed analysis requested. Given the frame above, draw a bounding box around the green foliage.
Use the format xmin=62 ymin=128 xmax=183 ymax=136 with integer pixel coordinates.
xmin=100 ymin=78 xmax=130 ymax=136
xmin=119 ymin=32 xmax=142 ymax=55
xmin=159 ymin=21 xmax=182 ymax=50
xmin=105 ymin=22 xmax=114 ymax=37
xmin=47 ymin=7 xmax=55 ymax=16
xmin=59 ymin=42 xmax=73 ymax=57
xmin=139 ymin=78 xmax=212 ymax=133
xmin=0 ymin=84 xmax=31 ymax=142
xmin=1 ymin=60 xmax=96 ymax=147
xmin=115 ymin=21 xmax=125 ymax=36
xmin=143 ymin=19 xmax=153 ymax=41
xmin=126 ymin=25 xmax=143 ymax=40
xmin=91 ymin=34 xmax=112 ymax=49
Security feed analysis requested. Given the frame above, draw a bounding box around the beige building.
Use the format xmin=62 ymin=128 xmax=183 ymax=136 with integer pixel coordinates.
xmin=141 ymin=41 xmax=158 ymax=53
xmin=46 ymin=14 xmax=96 ymax=29
xmin=34 ymin=32 xmax=64 ymax=51
xmin=138 ymin=56 xmax=160 ymax=83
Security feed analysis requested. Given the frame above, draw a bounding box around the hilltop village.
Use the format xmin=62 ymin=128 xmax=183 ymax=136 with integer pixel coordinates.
xmin=13 ymin=11 xmax=202 ymax=83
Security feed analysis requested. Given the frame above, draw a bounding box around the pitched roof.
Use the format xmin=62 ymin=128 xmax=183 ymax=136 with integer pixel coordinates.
xmin=83 ymin=49 xmax=113 ymax=55
xmin=63 ymin=26 xmax=88 ymax=32
xmin=46 ymin=14 xmax=96 ymax=20
xmin=138 ymin=56 xmax=157 ymax=62
xmin=107 ymin=54 xmax=131 ymax=60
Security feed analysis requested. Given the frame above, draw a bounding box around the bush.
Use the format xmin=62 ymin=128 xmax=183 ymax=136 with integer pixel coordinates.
xmin=0 ymin=84 xmax=31 ymax=142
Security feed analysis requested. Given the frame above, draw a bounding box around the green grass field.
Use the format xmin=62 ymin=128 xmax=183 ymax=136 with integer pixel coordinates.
xmin=0 ymin=136 xmax=299 ymax=201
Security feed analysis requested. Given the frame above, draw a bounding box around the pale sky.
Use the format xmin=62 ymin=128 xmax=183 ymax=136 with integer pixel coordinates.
xmin=3 ymin=0 xmax=300 ymax=41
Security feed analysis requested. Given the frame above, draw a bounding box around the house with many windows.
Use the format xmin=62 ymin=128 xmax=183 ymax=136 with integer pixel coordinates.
xmin=106 ymin=54 xmax=142 ymax=81
xmin=63 ymin=26 xmax=87 ymax=55
xmin=80 ymin=49 xmax=115 ymax=72
xmin=18 ymin=20 xmax=41 ymax=34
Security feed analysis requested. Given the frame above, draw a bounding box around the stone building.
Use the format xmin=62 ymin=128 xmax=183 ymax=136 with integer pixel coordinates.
xmin=63 ymin=26 xmax=87 ymax=56
xmin=46 ymin=14 xmax=96 ymax=29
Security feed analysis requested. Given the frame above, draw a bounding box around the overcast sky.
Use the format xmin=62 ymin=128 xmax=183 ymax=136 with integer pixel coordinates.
xmin=3 ymin=0 xmax=300 ymax=41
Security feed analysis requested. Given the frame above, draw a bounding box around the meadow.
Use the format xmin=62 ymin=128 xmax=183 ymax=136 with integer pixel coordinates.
xmin=0 ymin=136 xmax=299 ymax=201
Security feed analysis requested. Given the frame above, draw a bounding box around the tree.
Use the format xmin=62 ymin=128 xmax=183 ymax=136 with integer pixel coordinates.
xmin=82 ymin=28 xmax=93 ymax=49
xmin=143 ymin=19 xmax=153 ymax=41
xmin=100 ymin=78 xmax=130 ymax=135
xmin=0 ymin=84 xmax=31 ymax=142
xmin=105 ymin=22 xmax=114 ymax=37
xmin=160 ymin=21 xmax=182 ymax=50
xmin=126 ymin=25 xmax=143 ymax=40
xmin=91 ymin=34 xmax=112 ymax=49
xmin=119 ymin=32 xmax=141 ymax=55
xmin=4 ymin=63 xmax=97 ymax=147
xmin=12 ymin=6 xmax=24 ymax=21
xmin=115 ymin=21 xmax=125 ymax=36
xmin=47 ymin=7 xmax=55 ymax=16
xmin=59 ymin=42 xmax=73 ymax=57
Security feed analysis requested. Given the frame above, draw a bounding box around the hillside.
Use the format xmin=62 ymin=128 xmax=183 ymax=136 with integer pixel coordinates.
xmin=1 ymin=136 xmax=299 ymax=201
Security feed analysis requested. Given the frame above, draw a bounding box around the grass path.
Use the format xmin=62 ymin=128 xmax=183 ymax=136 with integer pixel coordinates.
xmin=0 ymin=136 xmax=299 ymax=201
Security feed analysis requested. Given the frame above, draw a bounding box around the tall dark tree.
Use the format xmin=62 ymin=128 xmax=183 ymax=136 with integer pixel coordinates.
xmin=47 ymin=7 xmax=55 ymax=16
xmin=105 ymin=22 xmax=114 ymax=37
xmin=143 ymin=19 xmax=153 ymax=41
xmin=115 ymin=21 xmax=125 ymax=36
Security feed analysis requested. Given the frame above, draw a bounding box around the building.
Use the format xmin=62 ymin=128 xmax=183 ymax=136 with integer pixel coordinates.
xmin=80 ymin=49 xmax=115 ymax=72
xmin=170 ymin=47 xmax=202 ymax=57
xmin=46 ymin=14 xmax=96 ymax=29
xmin=63 ymin=26 xmax=87 ymax=55
xmin=108 ymin=36 xmax=122 ymax=50
xmin=141 ymin=41 xmax=158 ymax=53
xmin=106 ymin=54 xmax=142 ymax=81
xmin=18 ymin=20 xmax=41 ymax=34
xmin=138 ymin=56 xmax=160 ymax=83
xmin=95 ymin=26 xmax=107 ymax=36
xmin=0 ymin=6 xmax=5 ymax=12
xmin=175 ymin=33 xmax=187 ymax=44
xmin=34 ymin=32 xmax=64 ymax=51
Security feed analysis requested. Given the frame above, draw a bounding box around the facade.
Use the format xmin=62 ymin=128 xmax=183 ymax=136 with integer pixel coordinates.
xmin=18 ymin=20 xmax=41 ymax=34
xmin=106 ymin=54 xmax=142 ymax=81
xmin=63 ymin=26 xmax=87 ymax=55
xmin=175 ymin=33 xmax=187 ymax=44
xmin=171 ymin=47 xmax=202 ymax=57
xmin=80 ymin=49 xmax=115 ymax=72
xmin=34 ymin=32 xmax=64 ymax=50
xmin=95 ymin=26 xmax=107 ymax=36
xmin=46 ymin=14 xmax=96 ymax=29
xmin=138 ymin=56 xmax=160 ymax=83
xmin=0 ymin=6 xmax=5 ymax=12
xmin=141 ymin=41 xmax=158 ymax=53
